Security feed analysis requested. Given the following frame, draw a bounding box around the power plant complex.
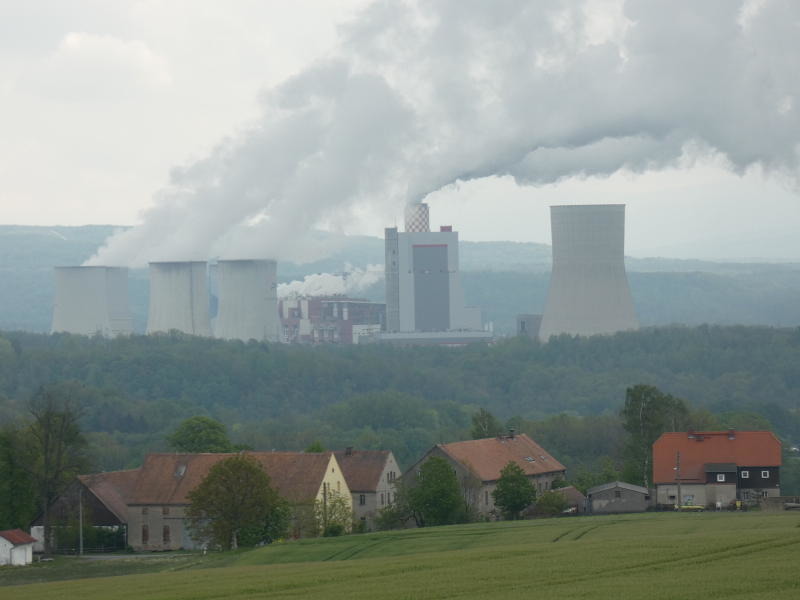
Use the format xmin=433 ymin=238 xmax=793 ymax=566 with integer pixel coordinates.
xmin=51 ymin=203 xmax=639 ymax=344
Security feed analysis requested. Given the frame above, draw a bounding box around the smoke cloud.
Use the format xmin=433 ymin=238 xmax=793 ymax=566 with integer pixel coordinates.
xmin=277 ymin=264 xmax=384 ymax=298
xmin=87 ymin=0 xmax=800 ymax=267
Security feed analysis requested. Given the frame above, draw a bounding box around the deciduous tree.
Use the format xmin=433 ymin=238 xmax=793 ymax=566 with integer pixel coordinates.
xmin=186 ymin=455 xmax=283 ymax=550
xmin=167 ymin=416 xmax=233 ymax=453
xmin=407 ymin=456 xmax=466 ymax=527
xmin=492 ymin=461 xmax=536 ymax=519
xmin=471 ymin=408 xmax=503 ymax=439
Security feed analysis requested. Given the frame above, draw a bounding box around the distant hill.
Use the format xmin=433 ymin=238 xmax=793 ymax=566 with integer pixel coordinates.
xmin=2 ymin=225 xmax=800 ymax=334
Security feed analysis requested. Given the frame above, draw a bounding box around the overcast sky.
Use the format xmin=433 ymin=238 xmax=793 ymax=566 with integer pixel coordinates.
xmin=1 ymin=0 xmax=798 ymax=262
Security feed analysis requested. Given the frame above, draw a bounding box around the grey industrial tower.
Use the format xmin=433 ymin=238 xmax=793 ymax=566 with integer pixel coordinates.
xmin=538 ymin=204 xmax=639 ymax=341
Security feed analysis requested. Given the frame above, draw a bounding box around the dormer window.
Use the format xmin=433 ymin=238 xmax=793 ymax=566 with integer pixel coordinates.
xmin=175 ymin=465 xmax=186 ymax=477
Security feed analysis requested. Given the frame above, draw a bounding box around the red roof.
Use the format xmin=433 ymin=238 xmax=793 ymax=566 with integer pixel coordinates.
xmin=439 ymin=434 xmax=566 ymax=482
xmin=653 ymin=431 xmax=782 ymax=484
xmin=0 ymin=529 xmax=37 ymax=546
xmin=333 ymin=450 xmax=393 ymax=493
xmin=131 ymin=451 xmax=334 ymax=505
xmin=78 ymin=469 xmax=140 ymax=523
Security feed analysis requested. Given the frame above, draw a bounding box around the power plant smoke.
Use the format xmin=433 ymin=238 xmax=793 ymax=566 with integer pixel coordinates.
xmin=278 ymin=264 xmax=384 ymax=298
xmin=87 ymin=0 xmax=800 ymax=267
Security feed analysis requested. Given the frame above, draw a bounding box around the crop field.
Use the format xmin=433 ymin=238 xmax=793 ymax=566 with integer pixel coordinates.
xmin=3 ymin=511 xmax=800 ymax=599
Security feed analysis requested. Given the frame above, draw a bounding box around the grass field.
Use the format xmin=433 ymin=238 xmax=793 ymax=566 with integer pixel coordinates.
xmin=2 ymin=512 xmax=799 ymax=599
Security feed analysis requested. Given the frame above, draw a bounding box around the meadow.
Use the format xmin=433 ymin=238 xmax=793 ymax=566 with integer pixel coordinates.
xmin=2 ymin=511 xmax=799 ymax=599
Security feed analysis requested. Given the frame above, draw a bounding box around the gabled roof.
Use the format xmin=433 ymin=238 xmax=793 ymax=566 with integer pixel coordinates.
xmin=438 ymin=434 xmax=566 ymax=482
xmin=0 ymin=529 xmax=37 ymax=546
xmin=78 ymin=468 xmax=140 ymax=523
xmin=333 ymin=450 xmax=392 ymax=493
xmin=587 ymin=481 xmax=649 ymax=496
xmin=653 ymin=431 xmax=782 ymax=484
xmin=554 ymin=485 xmax=586 ymax=506
xmin=130 ymin=451 xmax=334 ymax=505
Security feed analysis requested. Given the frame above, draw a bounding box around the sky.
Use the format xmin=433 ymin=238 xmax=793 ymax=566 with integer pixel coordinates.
xmin=0 ymin=0 xmax=798 ymax=263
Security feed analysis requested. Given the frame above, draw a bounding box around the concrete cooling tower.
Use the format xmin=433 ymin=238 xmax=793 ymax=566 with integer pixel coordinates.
xmin=538 ymin=204 xmax=639 ymax=341
xmin=51 ymin=266 xmax=132 ymax=337
xmin=214 ymin=259 xmax=279 ymax=342
xmin=146 ymin=261 xmax=212 ymax=336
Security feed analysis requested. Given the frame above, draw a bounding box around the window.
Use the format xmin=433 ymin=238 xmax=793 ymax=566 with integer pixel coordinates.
xmin=717 ymin=474 xmax=726 ymax=482
xmin=142 ymin=525 xmax=149 ymax=544
xmin=162 ymin=506 xmax=170 ymax=515
xmin=142 ymin=507 xmax=148 ymax=515
xmin=163 ymin=526 xmax=170 ymax=544
xmin=615 ymin=490 xmax=621 ymax=498
xmin=741 ymin=470 xmax=750 ymax=479
xmin=337 ymin=481 xmax=341 ymax=492
xmin=485 ymin=491 xmax=489 ymax=505
xmin=761 ymin=470 xmax=770 ymax=479
xmin=359 ymin=494 xmax=366 ymax=506
xmin=380 ymin=493 xmax=385 ymax=506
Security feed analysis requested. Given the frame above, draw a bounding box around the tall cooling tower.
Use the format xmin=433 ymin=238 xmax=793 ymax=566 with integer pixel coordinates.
xmin=52 ymin=266 xmax=132 ymax=337
xmin=214 ymin=259 xmax=279 ymax=342
xmin=538 ymin=204 xmax=639 ymax=341
xmin=146 ymin=261 xmax=212 ymax=336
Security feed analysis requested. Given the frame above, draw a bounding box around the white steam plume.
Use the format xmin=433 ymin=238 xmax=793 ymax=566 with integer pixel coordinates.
xmin=278 ymin=264 xmax=384 ymax=298
xmin=87 ymin=0 xmax=800 ymax=267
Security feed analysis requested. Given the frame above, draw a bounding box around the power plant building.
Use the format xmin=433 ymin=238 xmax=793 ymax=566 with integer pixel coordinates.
xmin=51 ymin=266 xmax=132 ymax=337
xmin=214 ymin=259 xmax=279 ymax=342
xmin=538 ymin=204 xmax=639 ymax=341
xmin=146 ymin=261 xmax=212 ymax=336
xmin=384 ymin=203 xmax=482 ymax=337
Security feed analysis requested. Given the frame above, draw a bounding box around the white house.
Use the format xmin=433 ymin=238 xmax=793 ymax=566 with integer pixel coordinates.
xmin=0 ymin=529 xmax=37 ymax=566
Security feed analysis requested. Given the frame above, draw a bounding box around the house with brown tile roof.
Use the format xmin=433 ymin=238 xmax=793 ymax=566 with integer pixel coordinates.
xmin=652 ymin=430 xmax=782 ymax=508
xmin=333 ymin=448 xmax=400 ymax=529
xmin=405 ymin=433 xmax=566 ymax=518
xmin=126 ymin=451 xmax=351 ymax=550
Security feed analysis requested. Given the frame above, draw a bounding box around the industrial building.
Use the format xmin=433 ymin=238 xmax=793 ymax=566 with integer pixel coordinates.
xmin=538 ymin=204 xmax=639 ymax=341
xmin=51 ymin=266 xmax=132 ymax=337
xmin=146 ymin=261 xmax=212 ymax=336
xmin=214 ymin=259 xmax=279 ymax=342
xmin=382 ymin=203 xmax=488 ymax=344
xmin=279 ymin=296 xmax=385 ymax=344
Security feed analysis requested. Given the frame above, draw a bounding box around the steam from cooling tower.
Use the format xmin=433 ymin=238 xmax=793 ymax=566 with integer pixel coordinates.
xmin=278 ymin=264 xmax=384 ymax=298
xmin=86 ymin=1 xmax=800 ymax=267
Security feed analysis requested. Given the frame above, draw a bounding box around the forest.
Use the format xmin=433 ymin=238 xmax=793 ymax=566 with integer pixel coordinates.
xmin=0 ymin=325 xmax=798 ymax=475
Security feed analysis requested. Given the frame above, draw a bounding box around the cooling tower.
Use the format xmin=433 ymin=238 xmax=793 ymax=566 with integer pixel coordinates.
xmin=146 ymin=261 xmax=212 ymax=336
xmin=51 ymin=266 xmax=132 ymax=337
xmin=214 ymin=259 xmax=279 ymax=342
xmin=538 ymin=204 xmax=639 ymax=341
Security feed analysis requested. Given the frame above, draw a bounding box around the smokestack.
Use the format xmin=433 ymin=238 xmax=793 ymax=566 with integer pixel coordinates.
xmin=404 ymin=203 xmax=430 ymax=232
xmin=214 ymin=259 xmax=279 ymax=342
xmin=538 ymin=205 xmax=638 ymax=341
xmin=146 ymin=261 xmax=211 ymax=336
xmin=51 ymin=266 xmax=132 ymax=337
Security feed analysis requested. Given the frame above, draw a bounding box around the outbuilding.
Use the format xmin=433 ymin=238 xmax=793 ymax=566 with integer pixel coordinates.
xmin=0 ymin=529 xmax=37 ymax=566
xmin=587 ymin=481 xmax=651 ymax=514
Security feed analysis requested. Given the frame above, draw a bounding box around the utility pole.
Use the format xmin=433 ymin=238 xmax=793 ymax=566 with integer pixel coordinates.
xmin=78 ymin=486 xmax=84 ymax=555
xmin=675 ymin=451 xmax=682 ymax=512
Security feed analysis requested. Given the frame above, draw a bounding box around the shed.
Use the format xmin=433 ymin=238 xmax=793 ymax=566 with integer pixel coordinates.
xmin=0 ymin=529 xmax=37 ymax=566
xmin=587 ymin=481 xmax=650 ymax=514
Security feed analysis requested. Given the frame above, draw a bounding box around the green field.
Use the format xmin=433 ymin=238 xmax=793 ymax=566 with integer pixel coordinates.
xmin=3 ymin=512 xmax=800 ymax=599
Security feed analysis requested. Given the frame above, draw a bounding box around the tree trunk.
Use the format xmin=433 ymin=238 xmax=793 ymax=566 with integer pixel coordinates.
xmin=231 ymin=530 xmax=238 ymax=551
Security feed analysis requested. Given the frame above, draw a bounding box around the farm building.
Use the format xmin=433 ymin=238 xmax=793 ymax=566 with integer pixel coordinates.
xmin=586 ymin=481 xmax=650 ymax=514
xmin=653 ymin=430 xmax=782 ymax=508
xmin=406 ymin=432 xmax=566 ymax=518
xmin=333 ymin=448 xmax=400 ymax=530
xmin=0 ymin=529 xmax=37 ymax=566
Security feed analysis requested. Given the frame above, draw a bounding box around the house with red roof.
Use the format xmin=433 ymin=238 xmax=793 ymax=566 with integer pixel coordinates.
xmin=652 ymin=430 xmax=782 ymax=508
xmin=0 ymin=529 xmax=37 ymax=566
xmin=405 ymin=432 xmax=566 ymax=518
xmin=333 ymin=448 xmax=400 ymax=530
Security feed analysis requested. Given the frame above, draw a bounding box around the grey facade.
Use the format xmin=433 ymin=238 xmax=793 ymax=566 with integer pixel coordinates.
xmin=587 ymin=481 xmax=650 ymax=514
xmin=539 ymin=204 xmax=639 ymax=341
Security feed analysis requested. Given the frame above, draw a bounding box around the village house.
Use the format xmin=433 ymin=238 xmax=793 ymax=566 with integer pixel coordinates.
xmin=0 ymin=529 xmax=37 ymax=566
xmin=652 ymin=430 xmax=782 ymax=508
xmin=406 ymin=432 xmax=566 ymax=518
xmin=333 ymin=448 xmax=400 ymax=530
xmin=35 ymin=451 xmax=352 ymax=551
xmin=586 ymin=481 xmax=650 ymax=514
